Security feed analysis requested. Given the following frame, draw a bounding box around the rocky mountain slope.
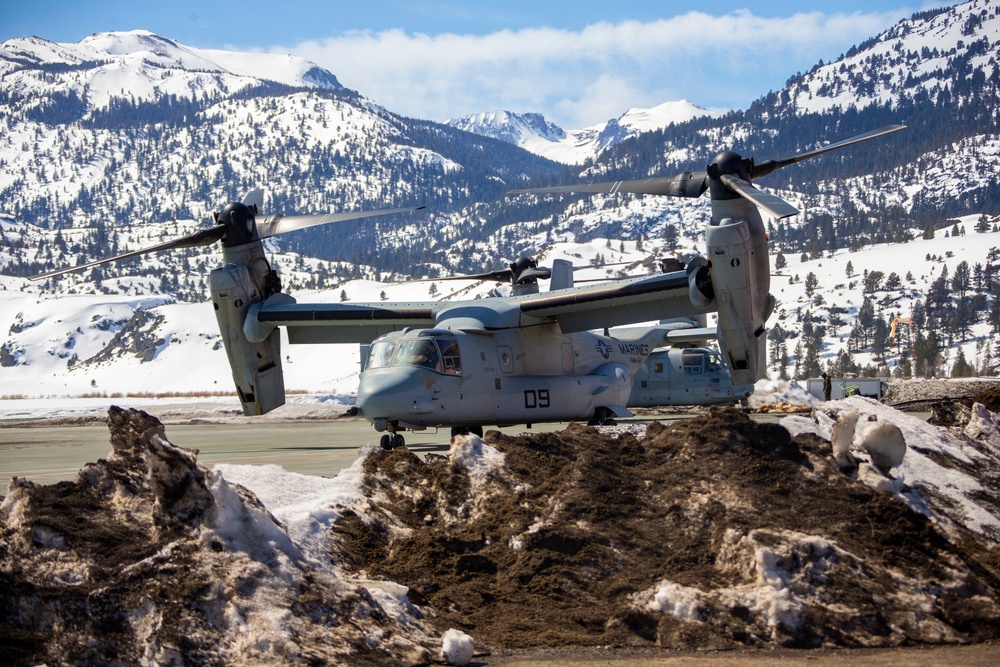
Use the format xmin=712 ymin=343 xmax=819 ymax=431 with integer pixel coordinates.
xmin=0 ymin=29 xmax=566 ymax=279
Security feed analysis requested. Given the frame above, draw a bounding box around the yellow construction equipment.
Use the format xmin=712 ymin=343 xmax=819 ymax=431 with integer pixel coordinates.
xmin=889 ymin=316 xmax=912 ymax=346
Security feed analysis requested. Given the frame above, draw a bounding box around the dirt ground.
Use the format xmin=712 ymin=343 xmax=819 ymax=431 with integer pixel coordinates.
xmin=483 ymin=642 xmax=1000 ymax=666
xmin=335 ymin=408 xmax=1000 ymax=653
xmin=3 ymin=396 xmax=1000 ymax=665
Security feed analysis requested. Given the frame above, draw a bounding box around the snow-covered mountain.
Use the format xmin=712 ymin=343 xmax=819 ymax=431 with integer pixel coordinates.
xmin=1 ymin=0 xmax=1000 ymax=399
xmin=0 ymin=29 xmax=565 ymax=281
xmin=783 ymin=1 xmax=999 ymax=116
xmin=448 ymin=99 xmax=724 ymax=165
xmin=0 ymin=29 xmax=343 ymax=109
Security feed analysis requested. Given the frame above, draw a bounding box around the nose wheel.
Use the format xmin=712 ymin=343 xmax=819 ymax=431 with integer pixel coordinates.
xmin=379 ymin=433 xmax=405 ymax=450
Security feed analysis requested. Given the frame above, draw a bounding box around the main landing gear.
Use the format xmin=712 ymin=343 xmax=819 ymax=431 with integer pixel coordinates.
xmin=379 ymin=433 xmax=405 ymax=450
xmin=450 ymin=425 xmax=484 ymax=439
xmin=587 ymin=407 xmax=617 ymax=426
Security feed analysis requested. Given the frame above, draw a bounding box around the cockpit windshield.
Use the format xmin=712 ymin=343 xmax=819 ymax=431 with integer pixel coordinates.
xmin=366 ymin=335 xmax=461 ymax=375
xmin=367 ymin=340 xmax=397 ymax=369
xmin=437 ymin=337 xmax=461 ymax=374
xmin=395 ymin=339 xmax=441 ymax=370
xmin=682 ymin=350 xmax=707 ymax=376
xmin=682 ymin=349 xmax=724 ymax=376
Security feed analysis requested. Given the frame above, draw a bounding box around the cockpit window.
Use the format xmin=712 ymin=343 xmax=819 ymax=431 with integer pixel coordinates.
xmin=437 ymin=337 xmax=461 ymax=375
xmin=705 ymin=352 xmax=723 ymax=373
xmin=367 ymin=335 xmax=462 ymax=375
xmin=367 ymin=340 xmax=397 ymax=369
xmin=394 ymin=339 xmax=441 ymax=371
xmin=682 ymin=350 xmax=705 ymax=376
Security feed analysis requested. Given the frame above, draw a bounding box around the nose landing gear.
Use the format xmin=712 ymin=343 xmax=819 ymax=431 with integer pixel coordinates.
xmin=379 ymin=421 xmax=406 ymax=450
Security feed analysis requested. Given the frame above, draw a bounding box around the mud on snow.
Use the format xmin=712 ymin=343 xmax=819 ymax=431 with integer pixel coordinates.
xmin=338 ymin=401 xmax=1000 ymax=652
xmin=2 ymin=397 xmax=1000 ymax=665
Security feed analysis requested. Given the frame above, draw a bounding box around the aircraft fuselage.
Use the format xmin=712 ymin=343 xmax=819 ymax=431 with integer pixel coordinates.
xmin=355 ymin=324 xmax=651 ymax=431
xmin=353 ymin=322 xmax=753 ymax=432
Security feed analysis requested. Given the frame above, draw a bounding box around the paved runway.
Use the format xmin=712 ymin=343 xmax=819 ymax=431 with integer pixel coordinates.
xmin=0 ymin=419 xmax=573 ymax=484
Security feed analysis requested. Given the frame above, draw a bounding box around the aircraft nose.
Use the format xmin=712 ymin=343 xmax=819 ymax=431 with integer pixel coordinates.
xmin=356 ymin=368 xmax=433 ymax=419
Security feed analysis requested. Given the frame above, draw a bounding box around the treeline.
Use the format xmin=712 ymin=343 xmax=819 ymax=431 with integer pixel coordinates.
xmin=772 ymin=241 xmax=1000 ymax=380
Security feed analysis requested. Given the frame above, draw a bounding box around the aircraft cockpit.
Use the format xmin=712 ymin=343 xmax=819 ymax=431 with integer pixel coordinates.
xmin=366 ymin=330 xmax=462 ymax=375
xmin=681 ymin=348 xmax=725 ymax=376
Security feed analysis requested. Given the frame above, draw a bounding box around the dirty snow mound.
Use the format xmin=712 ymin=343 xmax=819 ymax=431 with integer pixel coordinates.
xmin=335 ymin=411 xmax=1000 ymax=650
xmin=0 ymin=407 xmax=437 ymax=666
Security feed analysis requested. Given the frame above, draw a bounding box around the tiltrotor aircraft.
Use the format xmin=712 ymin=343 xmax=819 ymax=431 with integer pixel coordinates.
xmin=33 ymin=125 xmax=903 ymax=447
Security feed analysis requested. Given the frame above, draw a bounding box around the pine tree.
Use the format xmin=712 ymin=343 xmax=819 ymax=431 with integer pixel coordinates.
xmin=663 ymin=223 xmax=679 ymax=252
xmin=951 ymin=348 xmax=974 ymax=377
xmin=953 ymin=261 xmax=971 ymax=298
xmin=805 ymin=272 xmax=818 ymax=297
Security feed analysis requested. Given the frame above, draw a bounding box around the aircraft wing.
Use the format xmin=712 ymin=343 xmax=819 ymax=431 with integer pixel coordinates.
xmin=663 ymin=327 xmax=717 ymax=344
xmin=518 ymin=271 xmax=706 ymax=333
xmin=613 ymin=324 xmax=717 ymax=347
xmin=255 ymin=299 xmax=439 ymax=343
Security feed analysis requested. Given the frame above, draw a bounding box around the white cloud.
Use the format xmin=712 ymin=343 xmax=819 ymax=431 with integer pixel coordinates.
xmin=279 ymin=9 xmax=906 ymax=129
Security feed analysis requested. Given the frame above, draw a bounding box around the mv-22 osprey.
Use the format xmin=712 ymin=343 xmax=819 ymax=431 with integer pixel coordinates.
xmin=34 ymin=125 xmax=904 ymax=448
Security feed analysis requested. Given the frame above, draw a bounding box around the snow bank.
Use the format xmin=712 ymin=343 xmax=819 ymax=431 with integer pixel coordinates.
xmin=749 ymin=379 xmax=820 ymax=408
xmin=782 ymin=397 xmax=1000 ymax=539
xmin=448 ymin=434 xmax=505 ymax=488
xmin=213 ymin=448 xmax=372 ymax=563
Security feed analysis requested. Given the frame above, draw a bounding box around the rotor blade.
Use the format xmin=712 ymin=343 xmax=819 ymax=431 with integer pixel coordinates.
xmin=30 ymin=224 xmax=227 ymax=281
xmin=516 ymin=267 xmax=552 ymax=284
xmin=438 ymin=261 xmax=637 ymax=284
xmin=719 ymin=174 xmax=799 ymax=220
xmin=751 ymin=124 xmax=906 ymax=179
xmin=509 ymin=172 xmax=708 ymax=198
xmin=435 ymin=269 xmax=513 ymax=283
xmin=256 ymin=205 xmax=426 ymax=239
xmin=241 ymin=188 xmax=265 ymax=212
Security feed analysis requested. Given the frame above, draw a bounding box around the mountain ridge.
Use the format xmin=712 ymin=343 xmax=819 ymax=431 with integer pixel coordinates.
xmin=447 ymin=99 xmax=725 ymax=165
xmin=1 ymin=0 xmax=999 ymax=393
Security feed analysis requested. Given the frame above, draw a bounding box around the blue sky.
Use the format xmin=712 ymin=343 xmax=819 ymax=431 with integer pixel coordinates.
xmin=2 ymin=0 xmax=959 ymax=128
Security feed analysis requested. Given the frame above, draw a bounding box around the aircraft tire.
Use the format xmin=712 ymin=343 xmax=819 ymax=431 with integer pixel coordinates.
xmin=587 ymin=407 xmax=616 ymax=426
xmin=379 ymin=434 xmax=393 ymax=450
xmin=391 ymin=434 xmax=405 ymax=449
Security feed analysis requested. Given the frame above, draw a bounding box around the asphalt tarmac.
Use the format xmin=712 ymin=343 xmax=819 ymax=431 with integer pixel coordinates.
xmin=0 ymin=419 xmax=576 ymax=484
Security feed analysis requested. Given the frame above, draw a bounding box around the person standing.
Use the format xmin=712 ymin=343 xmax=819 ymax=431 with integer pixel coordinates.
xmin=822 ymin=372 xmax=832 ymax=401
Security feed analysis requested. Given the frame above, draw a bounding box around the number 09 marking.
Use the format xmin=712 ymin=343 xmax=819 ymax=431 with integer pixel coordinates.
xmin=524 ymin=389 xmax=551 ymax=409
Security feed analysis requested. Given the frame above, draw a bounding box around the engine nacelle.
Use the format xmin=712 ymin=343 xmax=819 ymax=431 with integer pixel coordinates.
xmin=686 ymin=256 xmax=715 ymax=310
xmin=210 ymin=242 xmax=285 ymax=415
xmin=705 ymin=217 xmax=768 ymax=385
